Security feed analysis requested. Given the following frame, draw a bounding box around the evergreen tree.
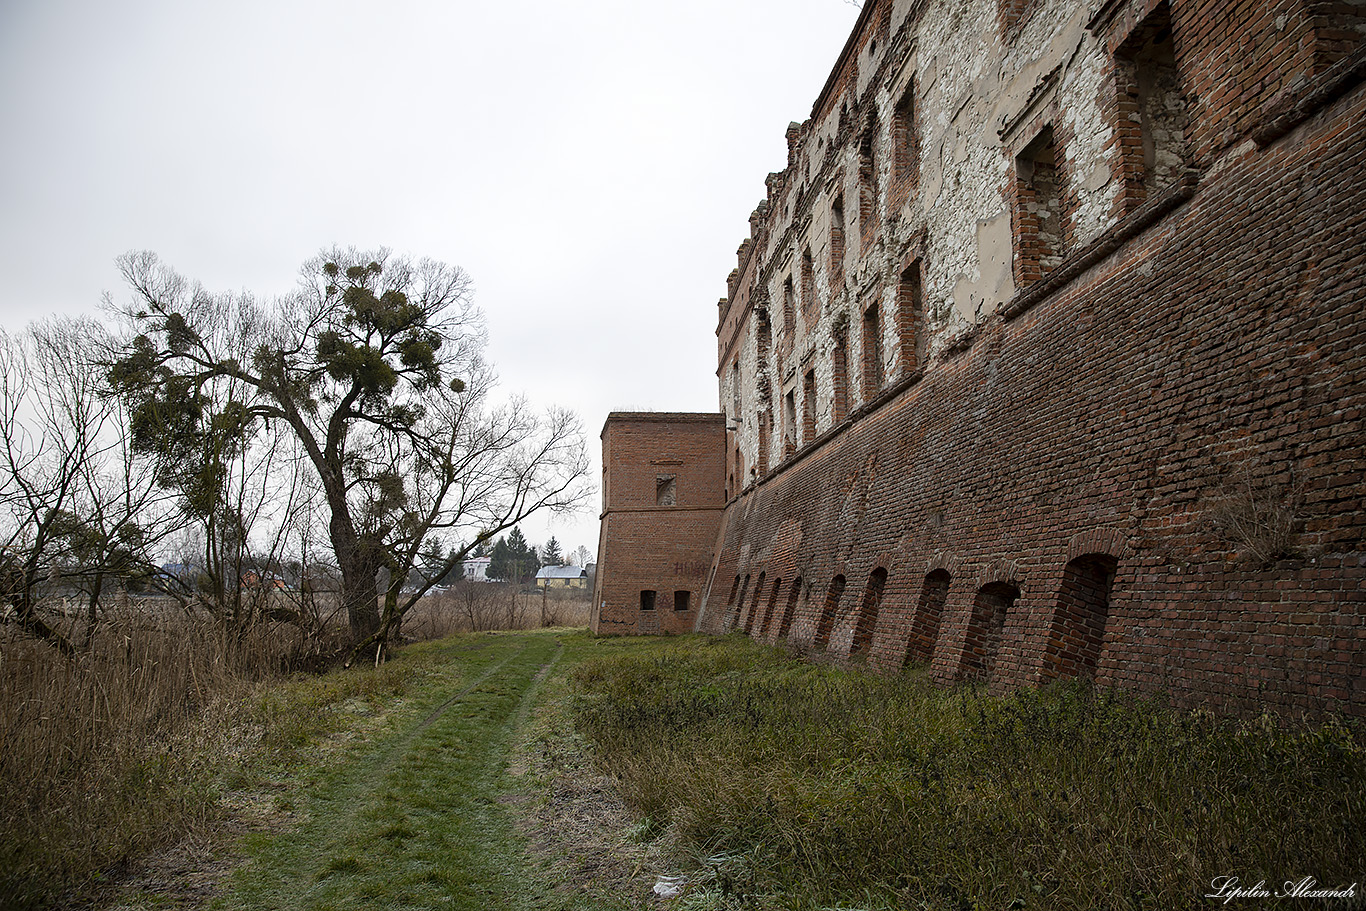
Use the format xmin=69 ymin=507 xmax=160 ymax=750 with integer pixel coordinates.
xmin=541 ymin=536 xmax=563 ymax=566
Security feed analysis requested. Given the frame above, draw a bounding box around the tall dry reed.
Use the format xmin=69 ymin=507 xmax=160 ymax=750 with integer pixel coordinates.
xmin=0 ymin=601 xmax=299 ymax=907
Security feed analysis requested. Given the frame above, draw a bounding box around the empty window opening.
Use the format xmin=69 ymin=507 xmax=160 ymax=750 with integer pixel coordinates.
xmin=898 ymin=262 xmax=924 ymax=377
xmin=730 ymin=359 xmax=741 ymax=420
xmin=802 ymin=369 xmax=817 ymax=444
xmin=744 ymin=572 xmax=767 ymax=634
xmin=893 ymin=82 xmax=919 ymax=196
xmin=1014 ymin=127 xmax=1065 ymax=286
xmin=640 ymin=590 xmax=657 ymax=611
xmin=830 ymin=194 xmax=846 ymax=286
xmin=862 ymin=302 xmax=884 ymax=399
xmin=777 ymin=576 xmax=802 ymax=639
xmin=851 ymin=567 xmax=888 ymax=657
xmin=801 ymin=248 xmax=817 ymax=319
xmin=906 ymin=569 xmax=950 ymax=666
xmin=814 ymin=574 xmax=846 ymax=651
xmin=832 ymin=331 xmax=850 ymax=423
xmin=656 ymin=475 xmax=677 ymax=507
xmin=726 ymin=575 xmax=740 ymax=607
xmin=760 ymin=578 xmax=784 ymax=637
xmin=1048 ymin=554 xmax=1118 ymax=679
xmin=1116 ymin=2 xmax=1189 ymax=206
xmin=757 ymin=412 xmax=771 ymax=476
xmin=782 ymin=276 xmax=796 ymax=341
xmin=783 ymin=391 xmax=797 ymax=458
xmin=858 ymin=120 xmax=879 ymax=249
xmin=963 ymin=581 xmax=1019 ymax=681
xmin=730 ymin=574 xmax=751 ymax=631
xmin=675 ymin=589 xmax=692 ymax=612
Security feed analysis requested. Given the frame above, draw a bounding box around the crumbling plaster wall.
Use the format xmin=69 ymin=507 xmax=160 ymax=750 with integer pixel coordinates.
xmin=718 ymin=0 xmax=1129 ymax=486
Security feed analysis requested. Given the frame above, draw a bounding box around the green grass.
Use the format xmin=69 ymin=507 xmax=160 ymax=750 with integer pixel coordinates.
xmin=571 ymin=635 xmax=1366 ymax=911
xmin=216 ymin=631 xmax=644 ymax=911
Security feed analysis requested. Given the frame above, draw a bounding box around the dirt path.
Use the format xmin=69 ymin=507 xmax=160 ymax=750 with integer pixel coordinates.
xmin=208 ymin=633 xmax=638 ymax=911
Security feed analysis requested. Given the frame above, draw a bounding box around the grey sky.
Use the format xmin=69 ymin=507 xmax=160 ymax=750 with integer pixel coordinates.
xmin=0 ymin=0 xmax=859 ymax=558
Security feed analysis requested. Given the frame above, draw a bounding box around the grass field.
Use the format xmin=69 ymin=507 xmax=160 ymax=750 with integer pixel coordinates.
xmin=5 ymin=627 xmax=1362 ymax=910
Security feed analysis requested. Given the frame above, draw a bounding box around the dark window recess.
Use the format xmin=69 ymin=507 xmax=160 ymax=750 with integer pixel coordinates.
xmin=656 ymin=475 xmax=676 ymax=507
xmin=862 ymin=302 xmax=884 ymax=398
xmin=674 ymin=590 xmax=691 ymax=612
xmin=640 ymin=590 xmax=656 ymax=611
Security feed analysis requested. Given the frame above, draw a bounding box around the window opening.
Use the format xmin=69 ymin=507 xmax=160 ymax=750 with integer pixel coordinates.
xmin=801 ymin=248 xmax=817 ymax=319
xmin=760 ymin=578 xmax=784 ymax=637
xmin=1048 ymin=554 xmax=1117 ymax=679
xmin=656 ymin=475 xmax=676 ymax=507
xmin=777 ymin=576 xmax=802 ymax=639
xmin=862 ymin=302 xmax=884 ymax=399
xmin=832 ymin=330 xmax=850 ymax=423
xmin=814 ymin=574 xmax=846 ymax=651
xmin=830 ymin=194 xmax=846 ymax=286
xmin=963 ymin=581 xmax=1019 ymax=680
xmin=674 ymin=590 xmax=692 ymax=612
xmin=744 ymin=572 xmax=766 ymax=634
xmin=851 ymin=567 xmax=887 ymax=656
xmin=906 ymin=569 xmax=950 ymax=665
xmin=640 ymin=590 xmax=657 ymax=611
xmin=802 ymin=369 xmax=817 ymax=444
xmin=1014 ymin=127 xmax=1065 ymax=286
xmin=898 ymin=262 xmax=923 ymax=376
xmin=1115 ymin=2 xmax=1189 ymax=206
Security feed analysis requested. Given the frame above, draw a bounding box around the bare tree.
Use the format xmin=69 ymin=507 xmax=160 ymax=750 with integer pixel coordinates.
xmin=107 ymin=248 xmax=592 ymax=660
xmin=0 ymin=319 xmax=184 ymax=653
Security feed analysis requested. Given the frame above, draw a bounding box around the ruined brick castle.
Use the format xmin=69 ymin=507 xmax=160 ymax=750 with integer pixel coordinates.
xmin=592 ymin=0 xmax=1366 ymax=718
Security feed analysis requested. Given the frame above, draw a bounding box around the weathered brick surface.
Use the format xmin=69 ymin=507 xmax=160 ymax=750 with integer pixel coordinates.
xmin=592 ymin=414 xmax=726 ymax=635
xmin=683 ymin=0 xmax=1366 ymax=718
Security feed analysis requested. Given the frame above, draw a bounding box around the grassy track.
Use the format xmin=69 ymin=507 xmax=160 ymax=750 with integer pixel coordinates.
xmin=216 ymin=631 xmax=613 ymax=911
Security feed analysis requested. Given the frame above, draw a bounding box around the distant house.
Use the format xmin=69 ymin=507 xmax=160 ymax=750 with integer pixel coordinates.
xmin=535 ymin=565 xmax=588 ymax=589
xmin=462 ymin=556 xmax=492 ymax=582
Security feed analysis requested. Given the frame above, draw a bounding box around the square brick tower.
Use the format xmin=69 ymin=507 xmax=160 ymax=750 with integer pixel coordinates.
xmin=592 ymin=413 xmax=726 ymax=635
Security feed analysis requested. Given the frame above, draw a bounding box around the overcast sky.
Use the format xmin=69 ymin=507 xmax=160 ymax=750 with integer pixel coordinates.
xmin=0 ymin=0 xmax=860 ymax=560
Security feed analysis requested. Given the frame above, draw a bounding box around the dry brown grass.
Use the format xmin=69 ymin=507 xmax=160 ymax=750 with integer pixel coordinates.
xmin=401 ymin=584 xmax=593 ymax=639
xmin=0 ymin=601 xmax=300 ymax=908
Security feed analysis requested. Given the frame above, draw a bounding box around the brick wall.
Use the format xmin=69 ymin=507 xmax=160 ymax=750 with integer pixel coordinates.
xmin=592 ymin=413 xmax=727 ymax=635
xmin=687 ymin=0 xmax=1366 ymax=718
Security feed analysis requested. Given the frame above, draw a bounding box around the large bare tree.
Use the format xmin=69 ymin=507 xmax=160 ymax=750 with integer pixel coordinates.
xmin=107 ymin=248 xmax=591 ymax=657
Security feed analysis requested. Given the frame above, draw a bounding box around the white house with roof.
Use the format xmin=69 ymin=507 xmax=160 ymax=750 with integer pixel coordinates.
xmin=535 ymin=565 xmax=588 ymax=589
